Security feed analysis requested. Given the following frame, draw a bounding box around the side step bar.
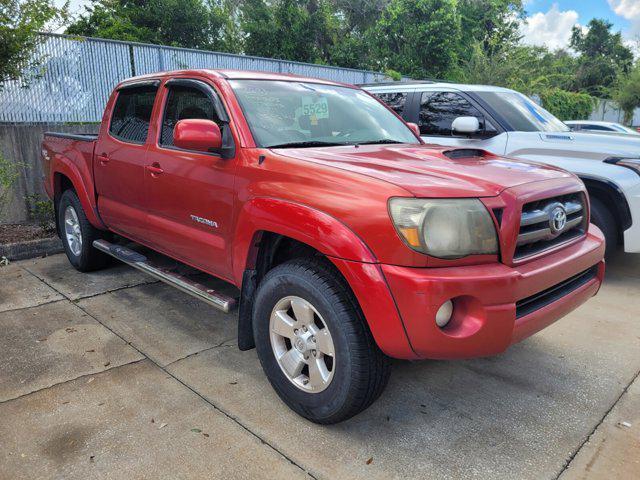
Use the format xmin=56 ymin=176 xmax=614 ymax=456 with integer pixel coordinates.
xmin=93 ymin=239 xmax=237 ymax=313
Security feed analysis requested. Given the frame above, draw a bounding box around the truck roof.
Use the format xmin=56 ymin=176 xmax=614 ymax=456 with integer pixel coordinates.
xmin=116 ymin=69 xmax=354 ymax=89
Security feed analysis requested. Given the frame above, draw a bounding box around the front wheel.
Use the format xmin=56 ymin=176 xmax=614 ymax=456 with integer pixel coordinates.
xmin=57 ymin=189 xmax=110 ymax=272
xmin=253 ymin=258 xmax=390 ymax=424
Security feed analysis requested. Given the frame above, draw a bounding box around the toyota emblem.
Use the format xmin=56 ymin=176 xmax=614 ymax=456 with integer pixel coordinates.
xmin=549 ymin=206 xmax=567 ymax=234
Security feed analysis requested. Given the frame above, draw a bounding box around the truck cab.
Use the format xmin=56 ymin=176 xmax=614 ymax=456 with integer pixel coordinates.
xmin=42 ymin=70 xmax=605 ymax=423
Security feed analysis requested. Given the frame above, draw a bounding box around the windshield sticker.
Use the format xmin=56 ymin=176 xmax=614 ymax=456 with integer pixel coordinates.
xmin=301 ymin=96 xmax=329 ymax=124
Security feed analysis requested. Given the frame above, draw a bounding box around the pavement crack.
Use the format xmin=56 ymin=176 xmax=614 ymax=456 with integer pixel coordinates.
xmin=554 ymin=367 xmax=640 ymax=479
xmin=0 ymin=298 xmax=66 ymax=315
xmin=164 ymin=339 xmax=237 ymax=368
xmin=0 ymin=359 xmax=145 ymax=405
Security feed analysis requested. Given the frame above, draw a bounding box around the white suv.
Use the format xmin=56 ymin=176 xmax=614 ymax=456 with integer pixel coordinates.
xmin=365 ymin=82 xmax=640 ymax=255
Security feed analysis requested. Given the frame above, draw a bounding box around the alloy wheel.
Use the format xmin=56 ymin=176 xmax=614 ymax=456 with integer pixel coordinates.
xmin=269 ymin=296 xmax=336 ymax=393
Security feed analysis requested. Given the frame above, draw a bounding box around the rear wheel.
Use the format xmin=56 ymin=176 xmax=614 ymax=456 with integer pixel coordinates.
xmin=253 ymin=258 xmax=390 ymax=424
xmin=589 ymin=196 xmax=617 ymax=257
xmin=58 ymin=189 xmax=109 ymax=272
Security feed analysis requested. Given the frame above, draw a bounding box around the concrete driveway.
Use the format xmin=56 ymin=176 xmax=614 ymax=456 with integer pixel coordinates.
xmin=1 ymin=251 xmax=638 ymax=479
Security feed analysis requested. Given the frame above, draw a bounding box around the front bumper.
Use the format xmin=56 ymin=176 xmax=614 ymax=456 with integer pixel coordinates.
xmin=381 ymin=224 xmax=605 ymax=359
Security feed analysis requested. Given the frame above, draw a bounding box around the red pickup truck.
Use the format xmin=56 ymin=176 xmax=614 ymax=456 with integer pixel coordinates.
xmin=42 ymin=69 xmax=605 ymax=423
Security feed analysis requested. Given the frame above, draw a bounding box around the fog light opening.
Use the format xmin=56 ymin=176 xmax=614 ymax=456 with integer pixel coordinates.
xmin=435 ymin=300 xmax=454 ymax=328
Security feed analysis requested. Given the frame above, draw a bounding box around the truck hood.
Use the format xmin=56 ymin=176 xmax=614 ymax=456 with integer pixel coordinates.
xmin=274 ymin=144 xmax=573 ymax=197
xmin=535 ymin=131 xmax=640 ymax=158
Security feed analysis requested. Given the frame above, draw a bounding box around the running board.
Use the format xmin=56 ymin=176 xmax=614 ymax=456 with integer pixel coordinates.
xmin=93 ymin=239 xmax=236 ymax=313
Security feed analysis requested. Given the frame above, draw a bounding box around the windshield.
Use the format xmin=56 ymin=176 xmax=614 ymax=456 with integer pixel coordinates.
xmin=614 ymin=124 xmax=640 ymax=135
xmin=475 ymin=91 xmax=570 ymax=133
xmin=229 ymin=80 xmax=420 ymax=148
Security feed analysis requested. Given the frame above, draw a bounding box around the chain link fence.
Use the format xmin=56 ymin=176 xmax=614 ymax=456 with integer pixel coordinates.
xmin=0 ymin=33 xmax=390 ymax=124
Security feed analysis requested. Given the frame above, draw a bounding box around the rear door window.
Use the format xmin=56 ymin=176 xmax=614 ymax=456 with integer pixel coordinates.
xmin=583 ymin=124 xmax=613 ymax=131
xmin=109 ymin=85 xmax=158 ymax=143
xmin=419 ymin=91 xmax=485 ymax=136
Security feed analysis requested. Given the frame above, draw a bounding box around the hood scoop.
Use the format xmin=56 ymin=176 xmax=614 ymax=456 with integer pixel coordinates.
xmin=443 ymin=148 xmax=488 ymax=159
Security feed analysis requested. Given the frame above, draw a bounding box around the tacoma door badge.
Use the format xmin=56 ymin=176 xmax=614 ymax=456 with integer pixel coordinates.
xmin=191 ymin=215 xmax=218 ymax=229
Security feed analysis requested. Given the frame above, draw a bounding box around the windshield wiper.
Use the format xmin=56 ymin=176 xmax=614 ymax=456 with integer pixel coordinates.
xmin=357 ymin=139 xmax=404 ymax=145
xmin=267 ymin=140 xmax=349 ymax=149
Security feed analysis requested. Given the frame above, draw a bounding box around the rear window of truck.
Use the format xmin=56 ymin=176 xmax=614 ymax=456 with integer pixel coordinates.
xmin=109 ymin=85 xmax=158 ymax=143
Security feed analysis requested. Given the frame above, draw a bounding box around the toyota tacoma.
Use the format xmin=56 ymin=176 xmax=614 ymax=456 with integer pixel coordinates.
xmin=42 ymin=70 xmax=605 ymax=423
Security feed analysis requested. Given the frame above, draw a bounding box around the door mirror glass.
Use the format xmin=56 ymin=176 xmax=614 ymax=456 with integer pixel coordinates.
xmin=406 ymin=122 xmax=420 ymax=137
xmin=451 ymin=116 xmax=480 ymax=134
xmin=174 ymin=119 xmax=222 ymax=153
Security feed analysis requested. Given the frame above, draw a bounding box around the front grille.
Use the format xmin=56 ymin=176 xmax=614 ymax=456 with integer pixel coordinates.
xmin=515 ymin=266 xmax=598 ymax=319
xmin=514 ymin=193 xmax=587 ymax=260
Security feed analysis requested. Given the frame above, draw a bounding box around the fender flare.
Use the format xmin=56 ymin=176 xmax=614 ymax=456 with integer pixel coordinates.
xmin=232 ymin=197 xmax=376 ymax=284
xmin=52 ymin=157 xmax=106 ymax=230
xmin=579 ymin=174 xmax=632 ymax=231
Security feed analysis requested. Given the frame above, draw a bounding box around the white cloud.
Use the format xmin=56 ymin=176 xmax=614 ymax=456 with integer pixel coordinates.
xmin=608 ymin=1 xmax=640 ymax=24
xmin=520 ymin=4 xmax=581 ymax=50
xmin=608 ymin=0 xmax=640 ymax=37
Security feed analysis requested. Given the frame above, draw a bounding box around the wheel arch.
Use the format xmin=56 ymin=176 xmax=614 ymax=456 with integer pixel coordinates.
xmin=580 ymin=175 xmax=632 ymax=241
xmin=52 ymin=164 xmax=107 ymax=230
xmin=236 ymin=229 xmax=367 ymax=352
xmin=232 ymin=197 xmax=377 ymax=285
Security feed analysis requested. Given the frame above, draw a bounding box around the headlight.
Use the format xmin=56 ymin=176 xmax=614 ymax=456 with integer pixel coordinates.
xmin=604 ymin=157 xmax=640 ymax=176
xmin=388 ymin=198 xmax=498 ymax=258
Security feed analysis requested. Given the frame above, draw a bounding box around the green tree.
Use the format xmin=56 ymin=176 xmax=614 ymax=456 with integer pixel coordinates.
xmin=459 ymin=0 xmax=524 ymax=57
xmin=371 ymin=0 xmax=460 ymax=79
xmin=67 ymin=0 xmax=240 ymax=51
xmin=241 ymin=0 xmax=339 ymax=63
xmin=569 ymin=19 xmax=633 ymax=96
xmin=0 ymin=0 xmax=68 ymax=85
xmin=462 ymin=44 xmax=579 ymax=94
xmin=330 ymin=0 xmax=388 ymax=31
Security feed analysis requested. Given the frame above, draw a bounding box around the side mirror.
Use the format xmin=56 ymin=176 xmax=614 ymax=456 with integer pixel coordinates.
xmin=451 ymin=116 xmax=480 ymax=134
xmin=174 ymin=119 xmax=222 ymax=153
xmin=406 ymin=122 xmax=421 ymax=137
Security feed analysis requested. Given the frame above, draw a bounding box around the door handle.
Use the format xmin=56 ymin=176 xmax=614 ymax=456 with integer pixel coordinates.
xmin=97 ymin=154 xmax=110 ymax=166
xmin=146 ymin=163 xmax=164 ymax=175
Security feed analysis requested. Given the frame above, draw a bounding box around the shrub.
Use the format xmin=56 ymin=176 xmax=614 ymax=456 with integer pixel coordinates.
xmin=25 ymin=193 xmax=55 ymax=233
xmin=539 ymin=88 xmax=596 ymax=121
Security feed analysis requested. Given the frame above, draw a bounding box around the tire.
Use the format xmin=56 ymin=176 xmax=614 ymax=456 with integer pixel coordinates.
xmin=589 ymin=196 xmax=617 ymax=257
xmin=253 ymin=257 xmax=390 ymax=424
xmin=57 ymin=189 xmax=109 ymax=272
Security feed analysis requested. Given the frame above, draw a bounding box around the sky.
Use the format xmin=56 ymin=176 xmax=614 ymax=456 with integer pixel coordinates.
xmin=56 ymin=0 xmax=640 ymax=52
xmin=520 ymin=0 xmax=640 ymax=50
